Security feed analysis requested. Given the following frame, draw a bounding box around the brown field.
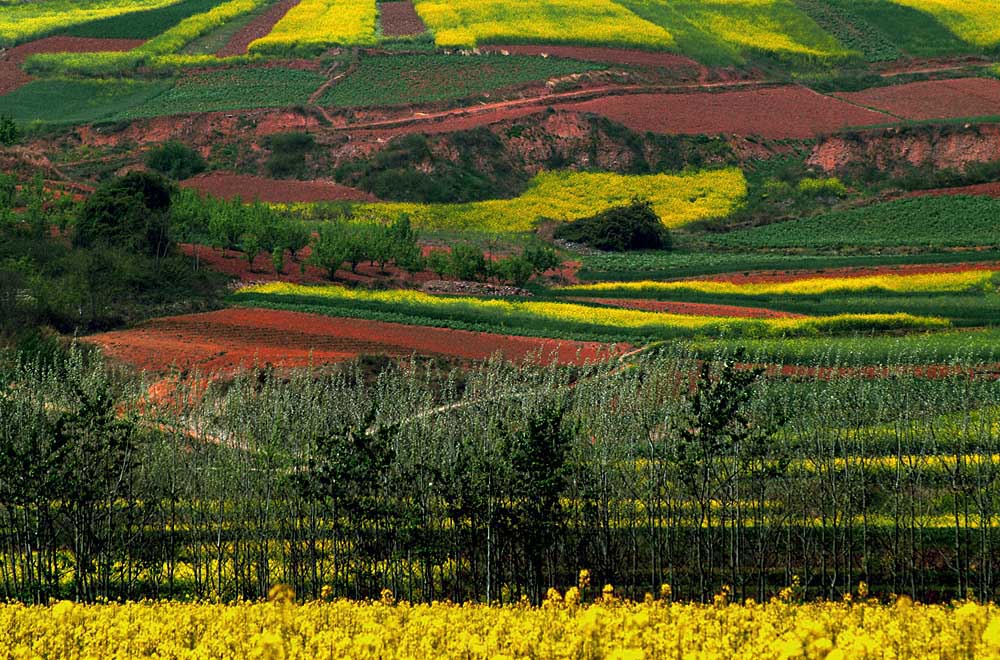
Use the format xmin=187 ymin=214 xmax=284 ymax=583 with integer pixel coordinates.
xmin=835 ymin=78 xmax=1000 ymax=121
xmin=86 ymin=308 xmax=626 ymax=373
xmin=905 ymin=182 xmax=1000 ymax=199
xmin=562 ymin=86 xmax=892 ymax=139
xmin=379 ymin=1 xmax=426 ymax=37
xmin=576 ymin=298 xmax=806 ymax=319
xmin=481 ymin=44 xmax=703 ymax=77
xmin=216 ymin=0 xmax=301 ymax=56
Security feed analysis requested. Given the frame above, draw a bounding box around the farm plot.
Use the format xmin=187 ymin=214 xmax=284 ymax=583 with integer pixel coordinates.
xmin=121 ymin=67 xmax=324 ymax=118
xmin=481 ymin=44 xmax=703 ymax=73
xmin=835 ymin=78 xmax=1000 ymax=121
xmin=666 ymin=0 xmax=853 ymax=64
xmin=248 ymin=0 xmax=377 ymax=54
xmin=180 ymin=173 xmax=375 ymax=203
xmin=0 ymin=36 xmax=143 ymax=95
xmin=320 ymin=54 xmax=599 ymax=107
xmin=563 ymin=86 xmax=891 ymax=139
xmin=824 ymin=0 xmax=971 ymax=57
xmin=213 ymin=0 xmax=299 ymax=56
xmin=793 ymin=0 xmax=902 ymax=61
xmin=412 ymin=0 xmax=675 ymax=51
xmin=379 ymin=1 xmax=427 ymax=37
xmin=338 ymin=169 xmax=747 ymax=232
xmin=233 ymin=282 xmax=947 ymax=343
xmin=906 ymin=182 xmax=1000 ymax=199
xmin=87 ymin=308 xmax=621 ymax=372
xmin=707 ymin=196 xmax=1000 ymax=249
xmin=0 ymin=0 xmax=180 ymax=46
xmin=57 ymin=0 xmax=226 ymax=39
xmin=0 ymin=78 xmax=170 ymax=124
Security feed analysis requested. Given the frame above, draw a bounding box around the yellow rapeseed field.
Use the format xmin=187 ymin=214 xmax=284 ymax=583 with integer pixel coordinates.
xmin=236 ymin=282 xmax=948 ymax=337
xmin=892 ymin=0 xmax=1000 ymax=48
xmin=346 ymin=169 xmax=747 ymax=232
xmin=412 ymin=0 xmax=676 ymax=50
xmin=560 ymin=269 xmax=998 ymax=297
xmin=5 ymin=589 xmax=999 ymax=659
xmin=248 ymin=0 xmax=377 ymax=53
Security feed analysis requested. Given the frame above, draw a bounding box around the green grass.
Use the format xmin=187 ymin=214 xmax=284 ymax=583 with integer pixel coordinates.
xmin=824 ymin=0 xmax=971 ymax=57
xmin=180 ymin=0 xmax=269 ymax=54
xmin=0 ymin=79 xmax=171 ymax=125
xmin=615 ymin=0 xmax=742 ymax=67
xmin=687 ymin=328 xmax=1000 ymax=366
xmin=577 ymin=250 xmax=1000 ymax=281
xmin=706 ymin=197 xmax=1000 ymax=250
xmin=320 ymin=54 xmax=599 ymax=107
xmin=121 ymin=68 xmax=325 ymax=118
xmin=59 ymin=0 xmax=227 ymax=39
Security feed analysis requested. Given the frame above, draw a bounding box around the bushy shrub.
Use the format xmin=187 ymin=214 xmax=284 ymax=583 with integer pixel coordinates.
xmin=145 ymin=141 xmax=206 ymax=180
xmin=554 ymin=198 xmax=671 ymax=252
xmin=0 ymin=116 xmax=18 ymax=146
xmin=265 ymin=132 xmax=315 ymax=179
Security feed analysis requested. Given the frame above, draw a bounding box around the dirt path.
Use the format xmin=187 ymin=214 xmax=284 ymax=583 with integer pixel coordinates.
xmin=216 ymin=0 xmax=300 ymax=57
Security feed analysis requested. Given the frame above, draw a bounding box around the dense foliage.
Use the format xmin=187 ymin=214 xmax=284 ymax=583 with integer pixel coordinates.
xmin=554 ymin=198 xmax=672 ymax=252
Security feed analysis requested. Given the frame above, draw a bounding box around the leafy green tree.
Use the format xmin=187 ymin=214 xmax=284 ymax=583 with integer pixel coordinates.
xmin=309 ymin=224 xmax=350 ymax=279
xmin=284 ymin=221 xmax=312 ymax=262
xmin=145 ymin=141 xmax=206 ymax=180
xmin=74 ymin=172 xmax=174 ymax=257
xmin=446 ymin=243 xmax=487 ymax=281
xmin=555 ymin=198 xmax=671 ymax=252
xmin=495 ymin=255 xmax=534 ymax=287
xmin=0 ymin=115 xmax=18 ymax=146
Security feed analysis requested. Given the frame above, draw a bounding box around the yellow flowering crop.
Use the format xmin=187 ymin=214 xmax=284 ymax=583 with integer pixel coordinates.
xmin=248 ymin=0 xmax=377 ymax=53
xmin=348 ymin=169 xmax=746 ymax=233
xmin=892 ymin=0 xmax=1000 ymax=48
xmin=560 ymin=270 xmax=998 ymax=297
xmin=413 ymin=0 xmax=675 ymax=50
xmin=3 ymin=595 xmax=999 ymax=659
xmin=235 ymin=282 xmax=948 ymax=337
xmin=670 ymin=0 xmax=853 ymax=58
xmin=0 ymin=0 xmax=180 ymax=45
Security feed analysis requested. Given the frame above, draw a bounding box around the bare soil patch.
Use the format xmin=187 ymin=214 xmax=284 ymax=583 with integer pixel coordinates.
xmin=691 ymin=261 xmax=1000 ymax=285
xmin=180 ymin=172 xmax=376 ymax=203
xmin=905 ymin=182 xmax=1000 ymax=199
xmin=0 ymin=36 xmax=143 ymax=95
xmin=87 ymin=308 xmax=625 ymax=373
xmin=379 ymin=1 xmax=426 ymax=37
xmin=835 ymin=78 xmax=1000 ymax=121
xmin=563 ymin=86 xmax=892 ymax=139
xmin=216 ymin=0 xmax=300 ymax=57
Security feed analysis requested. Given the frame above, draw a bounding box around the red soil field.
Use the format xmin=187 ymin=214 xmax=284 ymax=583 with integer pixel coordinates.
xmin=563 ymin=86 xmax=892 ymax=139
xmin=379 ymin=1 xmax=427 ymax=37
xmin=767 ymin=363 xmax=1000 ymax=381
xmin=481 ymin=45 xmax=703 ymax=76
xmin=905 ymin=182 xmax=1000 ymax=199
xmin=179 ymin=172 xmax=376 ymax=203
xmin=0 ymin=36 xmax=143 ymax=95
xmin=835 ymin=78 xmax=1000 ymax=121
xmin=86 ymin=308 xmax=625 ymax=373
xmin=692 ymin=261 xmax=1000 ymax=285
xmin=578 ymin=298 xmax=806 ymax=319
xmin=216 ymin=0 xmax=300 ymax=57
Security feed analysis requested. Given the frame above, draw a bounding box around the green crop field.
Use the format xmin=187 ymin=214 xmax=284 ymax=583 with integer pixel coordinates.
xmin=320 ymin=54 xmax=600 ymax=107
xmin=824 ymin=0 xmax=971 ymax=56
xmin=58 ymin=0 xmax=228 ymax=39
xmin=0 ymin=79 xmax=171 ymax=124
xmin=706 ymin=197 xmax=1000 ymax=249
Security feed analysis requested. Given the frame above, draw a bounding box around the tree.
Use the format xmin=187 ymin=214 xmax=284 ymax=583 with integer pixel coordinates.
xmin=554 ymin=198 xmax=672 ymax=252
xmin=309 ymin=225 xmax=350 ymax=280
xmin=144 ymin=141 xmax=206 ymax=180
xmin=495 ymin=255 xmax=534 ymax=287
xmin=446 ymin=243 xmax=487 ymax=281
xmin=74 ymin=172 xmax=174 ymax=258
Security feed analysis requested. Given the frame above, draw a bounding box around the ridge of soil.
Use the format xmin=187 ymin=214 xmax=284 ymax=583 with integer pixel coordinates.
xmin=688 ymin=261 xmax=1000 ymax=285
xmin=904 ymin=182 xmax=1000 ymax=199
xmin=834 ymin=78 xmax=1000 ymax=121
xmin=0 ymin=36 xmax=144 ymax=95
xmin=575 ymin=298 xmax=807 ymax=319
xmin=215 ymin=0 xmax=301 ymax=57
xmin=481 ymin=44 xmax=705 ymax=79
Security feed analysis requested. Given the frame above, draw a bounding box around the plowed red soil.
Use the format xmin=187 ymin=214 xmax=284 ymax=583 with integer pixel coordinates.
xmin=905 ymin=182 xmax=1000 ymax=199
xmin=693 ymin=261 xmax=1000 ymax=285
xmin=767 ymin=363 xmax=1000 ymax=381
xmin=562 ymin=86 xmax=892 ymax=139
xmin=180 ymin=173 xmax=376 ymax=203
xmin=87 ymin=308 xmax=625 ymax=373
xmin=379 ymin=1 xmax=426 ymax=37
xmin=835 ymin=78 xmax=1000 ymax=121
xmin=578 ymin=298 xmax=806 ymax=319
xmin=0 ymin=36 xmax=143 ymax=95
xmin=481 ymin=45 xmax=703 ymax=76
xmin=216 ymin=0 xmax=300 ymax=57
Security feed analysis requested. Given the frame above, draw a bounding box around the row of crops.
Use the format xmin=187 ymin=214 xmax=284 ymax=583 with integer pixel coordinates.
xmin=2 ymin=0 xmax=998 ymax=65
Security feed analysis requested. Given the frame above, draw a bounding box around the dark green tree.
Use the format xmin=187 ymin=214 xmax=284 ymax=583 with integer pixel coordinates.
xmin=74 ymin=172 xmax=174 ymax=258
